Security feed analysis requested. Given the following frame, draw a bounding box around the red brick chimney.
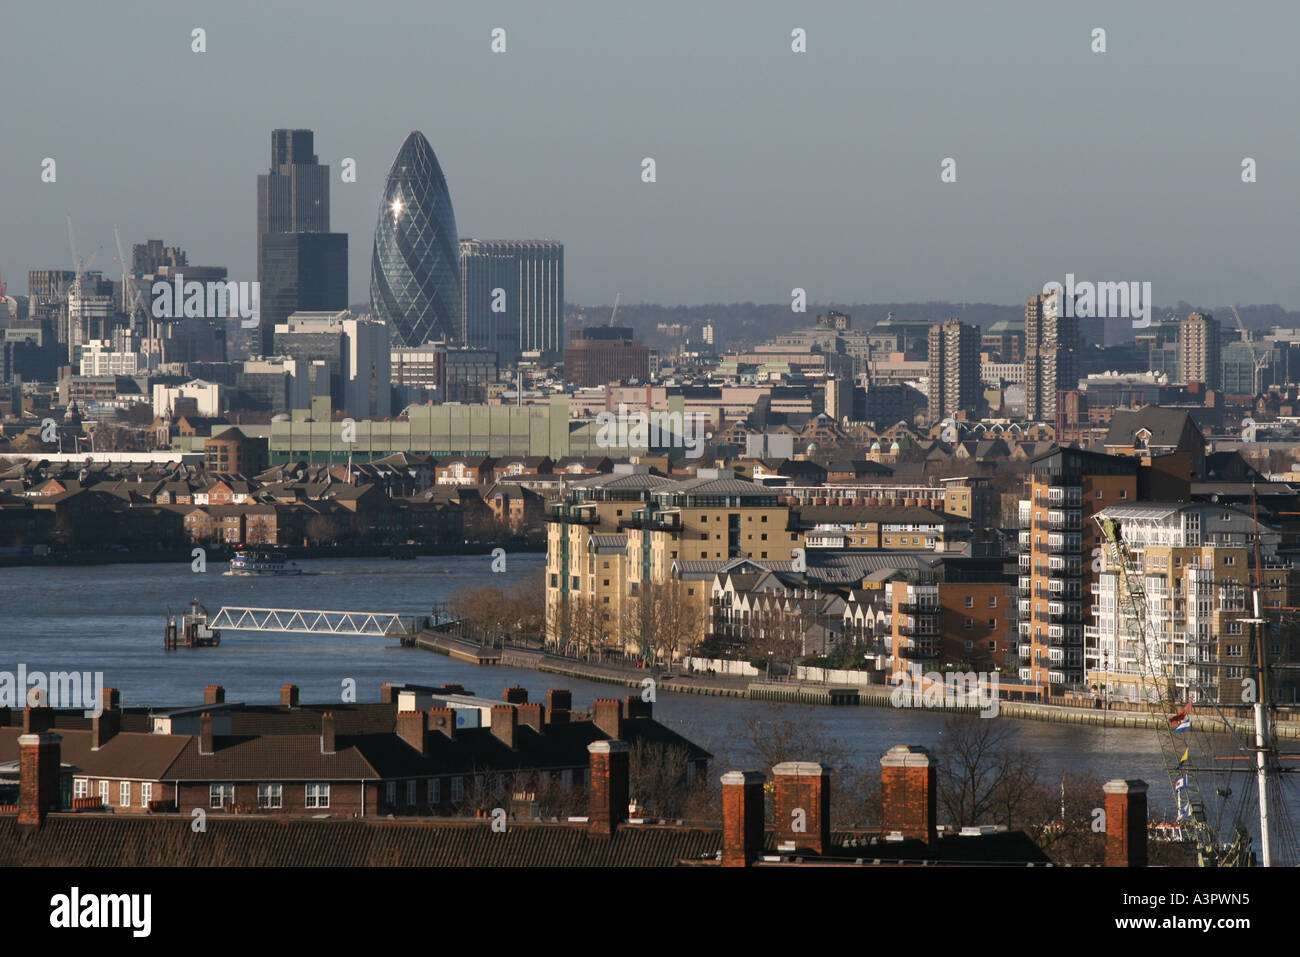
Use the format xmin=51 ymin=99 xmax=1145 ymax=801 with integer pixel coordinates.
xmin=490 ymin=705 xmax=518 ymax=748
xmin=396 ymin=710 xmax=427 ymax=755
xmin=427 ymin=707 xmax=456 ymax=739
xmin=503 ymin=685 xmax=528 ymax=704
xmin=321 ymin=712 xmax=337 ymax=754
xmin=199 ymin=711 xmax=214 ymax=755
xmin=280 ymin=684 xmax=299 ymax=708
xmin=721 ymin=770 xmax=766 ymax=867
xmin=91 ymin=693 xmax=120 ymax=751
xmin=880 ymin=745 xmax=936 ymax=844
xmin=546 ymin=689 xmax=571 ymax=724
xmin=517 ymin=702 xmax=545 ymax=732
xmin=379 ymin=682 xmax=401 ymax=704
xmin=623 ymin=695 xmax=652 ymax=720
xmin=1104 ymin=779 xmax=1149 ymax=868
xmin=587 ymin=740 xmax=630 ymax=838
xmin=593 ymin=698 xmax=623 ymax=739
xmin=773 ymin=762 xmax=831 ymax=856
xmin=22 ymin=706 xmax=54 ymax=734
xmin=17 ymin=732 xmax=61 ymax=828
xmin=203 ymin=685 xmax=224 ymax=705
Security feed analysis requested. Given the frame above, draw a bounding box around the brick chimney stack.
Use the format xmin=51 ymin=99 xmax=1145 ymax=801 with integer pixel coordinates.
xmin=587 ymin=740 xmax=630 ymax=838
xmin=17 ymin=732 xmax=62 ymax=828
xmin=546 ymin=690 xmax=571 ymax=724
xmin=280 ymin=684 xmax=299 ymax=708
xmin=773 ymin=762 xmax=831 ymax=856
xmin=880 ymin=745 xmax=936 ymax=844
xmin=721 ymin=771 xmax=766 ymax=867
xmin=203 ymin=685 xmax=224 ymax=705
xmin=1103 ymin=779 xmax=1149 ymax=868
xmin=517 ymin=702 xmax=545 ymax=732
xmin=490 ymin=704 xmax=518 ymax=748
xmin=503 ymin=685 xmax=528 ymax=704
xmin=91 ymin=689 xmax=120 ymax=751
xmin=593 ymin=698 xmax=623 ymax=739
xmin=396 ymin=710 xmax=427 ymax=755
xmin=199 ymin=712 xmax=214 ymax=756
xmin=427 ymin=707 xmax=456 ymax=739
xmin=379 ymin=682 xmax=401 ymax=704
xmin=22 ymin=706 xmax=54 ymax=734
xmin=321 ymin=712 xmax=337 ymax=754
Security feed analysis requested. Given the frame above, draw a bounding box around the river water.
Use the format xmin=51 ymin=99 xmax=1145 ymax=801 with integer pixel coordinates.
xmin=2 ymin=553 xmax=1295 ymax=838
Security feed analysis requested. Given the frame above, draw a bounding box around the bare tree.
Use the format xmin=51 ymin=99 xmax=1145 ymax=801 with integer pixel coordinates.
xmin=931 ymin=715 xmax=1042 ymax=828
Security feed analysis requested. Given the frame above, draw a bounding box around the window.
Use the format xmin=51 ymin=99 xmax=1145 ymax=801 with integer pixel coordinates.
xmin=964 ymin=618 xmax=974 ymax=630
xmin=988 ymin=619 xmax=996 ymax=628
xmin=965 ymin=640 xmax=973 ymax=651
xmin=761 ymin=515 xmax=768 ymax=523
xmin=305 ymin=783 xmax=330 ymax=809
xmin=74 ymin=779 xmax=88 ymax=799
xmin=1225 ymin=644 xmax=1244 ymax=658
xmin=430 ymin=779 xmax=440 ymax=804
xmin=120 ymin=782 xmax=131 ymax=807
xmin=141 ymin=783 xmax=152 ymax=807
xmin=988 ymin=595 xmax=997 ymax=608
xmin=1118 ymin=489 xmax=1127 ymax=499
xmin=407 ymin=780 xmax=418 ymax=806
xmin=258 ymin=784 xmax=282 ymax=808
xmin=99 ymin=781 xmax=109 ymax=805
xmin=386 ymin=782 xmax=397 ymax=806
xmin=988 ymin=640 xmax=996 ymax=651
xmin=210 ymin=783 xmax=233 ymax=809
xmin=451 ymin=777 xmax=464 ymax=802
xmin=964 ymin=596 xmax=974 ymax=608
xmin=1096 ymin=490 xmax=1103 ymax=499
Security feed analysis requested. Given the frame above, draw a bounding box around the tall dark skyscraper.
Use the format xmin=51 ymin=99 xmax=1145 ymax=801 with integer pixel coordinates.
xmin=370 ymin=131 xmax=460 ymax=347
xmin=256 ymin=129 xmax=344 ymax=355
xmin=460 ymin=239 xmax=564 ymax=358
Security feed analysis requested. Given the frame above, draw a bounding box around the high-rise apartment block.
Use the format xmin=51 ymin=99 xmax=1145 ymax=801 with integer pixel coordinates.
xmin=926 ymin=318 xmax=981 ymax=423
xmin=1023 ymin=291 xmax=1079 ymax=422
xmin=459 ymin=240 xmax=564 ymax=359
xmin=1179 ymin=311 xmax=1220 ymax=389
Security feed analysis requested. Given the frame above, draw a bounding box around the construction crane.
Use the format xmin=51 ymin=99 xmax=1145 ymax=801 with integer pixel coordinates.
xmin=1230 ymin=304 xmax=1271 ymax=396
xmin=607 ymin=291 xmax=621 ymax=327
xmin=113 ymin=225 xmax=149 ymax=331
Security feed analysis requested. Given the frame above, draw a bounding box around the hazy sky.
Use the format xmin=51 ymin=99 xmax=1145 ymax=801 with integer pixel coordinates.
xmin=3 ymin=0 xmax=1298 ymax=309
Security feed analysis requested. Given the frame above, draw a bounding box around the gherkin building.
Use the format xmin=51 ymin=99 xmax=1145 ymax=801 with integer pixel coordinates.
xmin=369 ymin=131 xmax=460 ymax=346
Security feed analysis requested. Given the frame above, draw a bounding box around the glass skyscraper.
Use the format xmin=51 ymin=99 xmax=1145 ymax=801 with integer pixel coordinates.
xmin=370 ymin=131 xmax=460 ymax=347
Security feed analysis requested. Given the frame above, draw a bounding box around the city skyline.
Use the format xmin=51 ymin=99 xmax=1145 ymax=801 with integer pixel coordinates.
xmin=3 ymin=1 xmax=1299 ymax=310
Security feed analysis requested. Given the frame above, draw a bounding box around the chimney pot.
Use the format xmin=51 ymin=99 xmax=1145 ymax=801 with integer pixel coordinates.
xmin=199 ymin=711 xmax=214 ymax=756
xmin=203 ymin=685 xmax=224 ymax=705
xmin=1103 ymin=779 xmax=1149 ymax=867
xmin=587 ymin=740 xmax=630 ymax=838
xmin=280 ymin=684 xmax=299 ymax=708
xmin=721 ymin=770 xmax=766 ymax=867
xmin=772 ymin=762 xmax=831 ymax=856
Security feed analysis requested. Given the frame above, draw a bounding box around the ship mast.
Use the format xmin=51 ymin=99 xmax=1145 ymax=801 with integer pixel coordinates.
xmin=1248 ymin=486 xmax=1273 ymax=866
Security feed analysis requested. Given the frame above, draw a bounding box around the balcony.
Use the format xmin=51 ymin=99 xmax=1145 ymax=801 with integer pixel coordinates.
xmin=900 ymin=642 xmax=941 ymax=661
xmin=1018 ymin=553 xmax=1031 ymax=568
xmin=899 ymin=623 xmax=939 ymax=637
xmin=898 ymin=601 xmax=940 ymax=615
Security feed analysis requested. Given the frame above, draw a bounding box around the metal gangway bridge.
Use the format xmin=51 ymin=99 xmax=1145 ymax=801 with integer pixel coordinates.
xmin=208 ymin=606 xmax=453 ymax=640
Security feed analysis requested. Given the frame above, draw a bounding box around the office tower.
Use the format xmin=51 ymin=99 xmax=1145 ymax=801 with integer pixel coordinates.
xmin=563 ymin=327 xmax=649 ymax=387
xmin=458 ymin=239 xmax=564 ymax=357
xmin=274 ymin=310 xmax=391 ymax=418
xmin=1023 ymin=290 xmax=1079 ymax=421
xmin=1015 ymin=447 xmax=1138 ymax=693
xmin=926 ymin=318 xmax=981 ymax=423
xmin=459 ymin=240 xmax=519 ymax=364
xmin=1179 ymin=311 xmax=1220 ymax=389
xmin=260 ymin=233 xmax=348 ymax=355
xmin=257 ymin=129 xmax=330 ymax=282
xmin=370 ymin=131 xmax=460 ymax=347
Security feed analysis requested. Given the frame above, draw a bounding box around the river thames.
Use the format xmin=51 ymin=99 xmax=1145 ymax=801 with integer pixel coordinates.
xmin=2 ymin=552 xmax=1291 ymax=829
